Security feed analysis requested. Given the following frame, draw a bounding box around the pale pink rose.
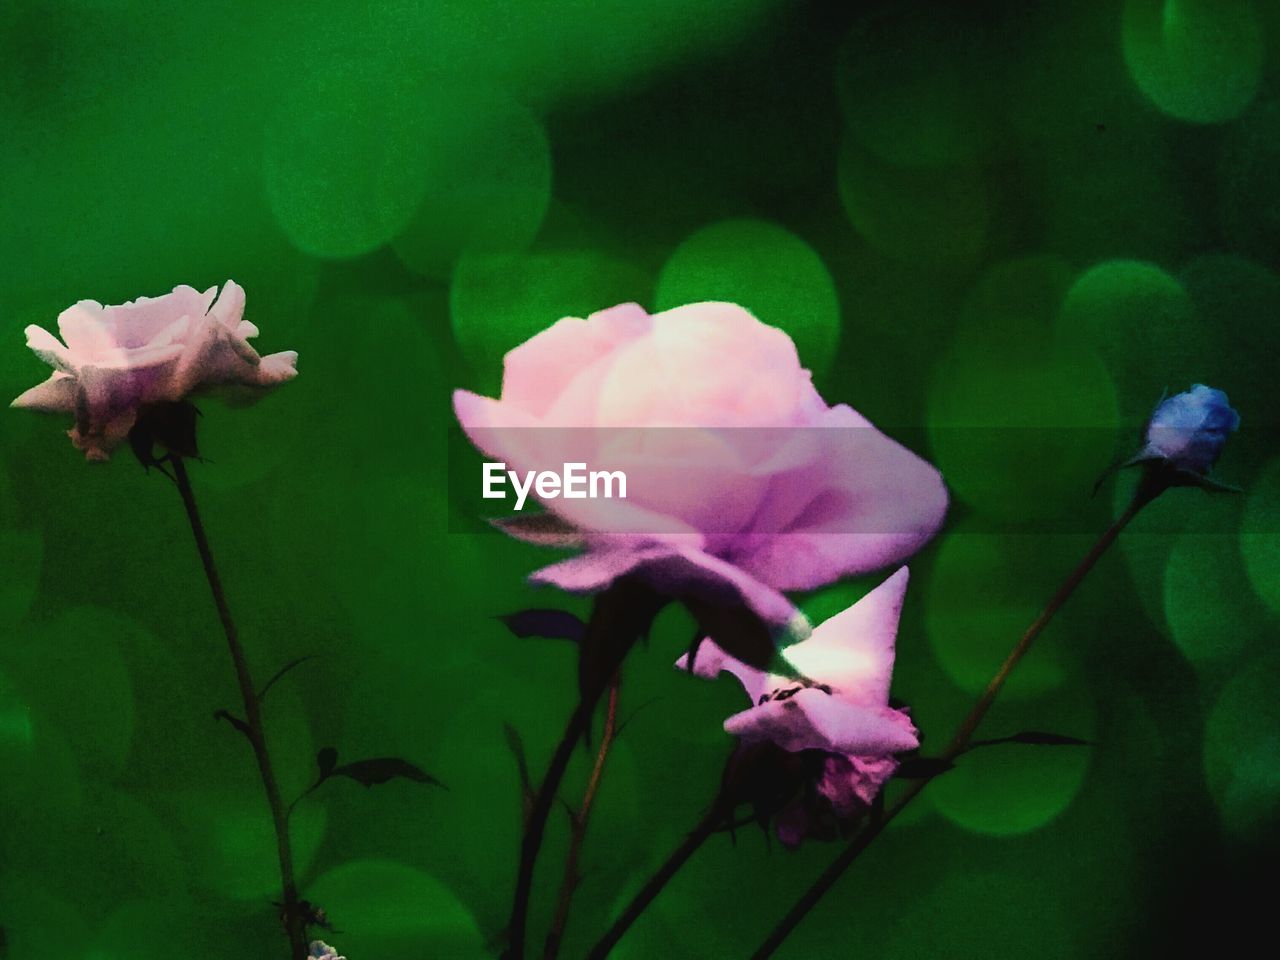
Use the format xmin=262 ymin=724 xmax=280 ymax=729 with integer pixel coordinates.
xmin=11 ymin=281 xmax=297 ymax=460
xmin=453 ymin=302 xmax=947 ymax=642
xmin=677 ymin=567 xmax=918 ymax=846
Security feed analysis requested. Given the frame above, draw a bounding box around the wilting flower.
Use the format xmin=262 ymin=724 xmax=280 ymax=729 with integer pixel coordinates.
xmin=454 ymin=302 xmax=947 ymax=646
xmin=677 ymin=566 xmax=918 ymax=846
xmin=11 ymin=281 xmax=297 ymax=460
xmin=309 ymin=942 xmax=346 ymax=960
xmin=1138 ymin=384 xmax=1240 ymax=476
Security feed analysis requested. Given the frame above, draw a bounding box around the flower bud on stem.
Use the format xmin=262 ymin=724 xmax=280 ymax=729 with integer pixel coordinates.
xmin=747 ymin=472 xmax=1169 ymax=959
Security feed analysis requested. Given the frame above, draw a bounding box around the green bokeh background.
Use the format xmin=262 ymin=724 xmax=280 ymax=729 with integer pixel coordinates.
xmin=2 ymin=1 xmax=1278 ymax=957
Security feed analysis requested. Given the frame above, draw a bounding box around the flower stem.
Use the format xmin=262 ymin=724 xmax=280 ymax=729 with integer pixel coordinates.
xmin=748 ymin=485 xmax=1158 ymax=960
xmin=170 ymin=455 xmax=307 ymax=960
xmin=542 ymin=672 xmax=622 ymax=960
xmin=504 ymin=587 xmax=645 ymax=960
xmin=585 ymin=807 xmax=722 ymax=960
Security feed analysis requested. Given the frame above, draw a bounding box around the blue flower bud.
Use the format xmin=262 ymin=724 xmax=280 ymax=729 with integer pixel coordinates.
xmin=1141 ymin=384 xmax=1240 ymax=475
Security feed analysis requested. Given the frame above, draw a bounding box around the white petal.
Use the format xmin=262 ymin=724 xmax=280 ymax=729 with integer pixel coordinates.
xmin=23 ymin=324 xmax=76 ymax=373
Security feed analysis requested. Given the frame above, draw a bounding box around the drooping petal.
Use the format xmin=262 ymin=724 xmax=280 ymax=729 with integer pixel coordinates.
xmin=817 ymin=751 xmax=902 ymax=812
xmin=732 ymin=404 xmax=948 ymax=590
xmin=674 ymin=636 xmax=771 ymax=705
xmin=780 ymin=567 xmax=909 ymax=706
xmin=68 ymin=407 xmax=138 ymax=462
xmin=531 ymin=538 xmax=809 ymax=643
xmin=724 ymin=689 xmax=919 ymax=756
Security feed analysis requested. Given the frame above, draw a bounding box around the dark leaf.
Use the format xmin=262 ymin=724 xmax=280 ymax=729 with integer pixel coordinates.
xmin=968 ymin=731 xmax=1092 ymax=751
xmin=129 ymin=401 xmax=201 ymax=467
xmin=894 ymin=756 xmax=955 ymax=779
xmin=490 ymin=513 xmax=583 ymax=547
xmin=258 ymin=655 xmax=319 ymax=701
xmin=329 ymin=757 xmax=444 ymax=789
xmin=214 ymin=709 xmax=253 ymax=742
xmin=576 ymin=579 xmax=667 ymax=709
xmin=682 ymin=597 xmax=774 ymax=671
xmin=498 ymin=609 xmax=586 ymax=644
xmin=316 ymin=746 xmax=339 ymax=779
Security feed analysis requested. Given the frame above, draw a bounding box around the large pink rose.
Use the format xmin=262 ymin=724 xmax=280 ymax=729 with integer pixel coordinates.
xmin=11 ymin=281 xmax=297 ymax=460
xmin=453 ymin=301 xmax=947 ymax=639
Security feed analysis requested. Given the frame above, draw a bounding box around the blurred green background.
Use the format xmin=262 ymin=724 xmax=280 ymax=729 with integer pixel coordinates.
xmin=2 ymin=0 xmax=1278 ymax=957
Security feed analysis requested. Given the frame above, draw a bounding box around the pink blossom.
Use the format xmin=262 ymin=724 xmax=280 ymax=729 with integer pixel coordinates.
xmin=454 ymin=302 xmax=946 ymax=643
xmin=11 ymin=281 xmax=297 ymax=460
xmin=678 ymin=567 xmax=918 ymax=846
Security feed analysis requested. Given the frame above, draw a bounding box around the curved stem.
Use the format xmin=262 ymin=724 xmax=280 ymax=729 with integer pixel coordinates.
xmin=543 ymin=673 xmax=622 ymax=960
xmin=171 ymin=456 xmax=307 ymax=960
xmin=749 ymin=490 xmax=1154 ymax=960
xmin=585 ymin=808 xmax=721 ymax=960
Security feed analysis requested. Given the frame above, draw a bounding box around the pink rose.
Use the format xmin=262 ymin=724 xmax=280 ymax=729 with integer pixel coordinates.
xmin=11 ymin=281 xmax=297 ymax=460
xmin=454 ymin=302 xmax=946 ymax=641
xmin=677 ymin=567 xmax=918 ymax=846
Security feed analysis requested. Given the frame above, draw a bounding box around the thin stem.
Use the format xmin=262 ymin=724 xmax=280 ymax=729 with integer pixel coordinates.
xmin=585 ymin=808 xmax=721 ymax=960
xmin=170 ymin=456 xmax=307 ymax=960
xmin=749 ymin=490 xmax=1153 ymax=960
xmin=543 ymin=673 xmax=622 ymax=960
xmin=505 ymin=587 xmax=642 ymax=960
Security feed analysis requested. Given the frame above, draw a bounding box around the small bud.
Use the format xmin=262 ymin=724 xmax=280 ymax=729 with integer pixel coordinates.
xmin=1140 ymin=384 xmax=1240 ymax=475
xmin=309 ymin=942 xmax=346 ymax=960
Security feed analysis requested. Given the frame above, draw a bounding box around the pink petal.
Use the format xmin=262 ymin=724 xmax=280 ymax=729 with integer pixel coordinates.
xmin=23 ymin=325 xmax=76 ymax=373
xmin=674 ymin=637 xmax=771 ymax=705
xmin=723 ymin=689 xmax=919 ymax=755
xmin=780 ymin=567 xmax=909 ymax=706
xmin=500 ymin=303 xmax=652 ymax=419
xmin=11 ymin=373 xmax=77 ymax=412
xmin=454 ymin=390 xmax=695 ymax=536
xmin=530 ymin=538 xmax=809 ymax=641
xmin=733 ymin=404 xmax=948 ymax=590
xmin=208 ymin=280 xmax=247 ymax=331
xmin=98 ymin=285 xmax=216 ymax=350
xmin=594 ymin=302 xmax=807 ymax=429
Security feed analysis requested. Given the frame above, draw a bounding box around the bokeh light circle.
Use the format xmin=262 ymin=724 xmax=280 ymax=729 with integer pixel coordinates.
xmin=924 ymin=529 xmax=1082 ymax=699
xmin=391 ymin=88 xmax=551 ymax=278
xmin=929 ymin=257 xmax=1119 ymax=521
xmin=1056 ymin=259 xmax=1205 ymax=423
xmin=654 ymin=219 xmax=840 ymax=376
xmin=264 ymin=65 xmax=437 ymax=259
xmin=838 ymin=135 xmax=988 ymax=267
xmin=450 ymin=248 xmax=650 ymax=394
xmin=306 ymin=859 xmax=487 ymax=957
xmin=1203 ymin=654 xmax=1280 ymax=840
xmin=1162 ymin=534 xmax=1253 ymax=663
xmin=930 ymin=684 xmax=1097 ymax=835
xmin=1122 ymin=0 xmax=1264 ymax=124
xmin=2 ymin=608 xmax=135 ymax=781
xmin=1241 ymin=456 xmax=1280 ymax=615
xmin=835 ymin=5 xmax=994 ymax=167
